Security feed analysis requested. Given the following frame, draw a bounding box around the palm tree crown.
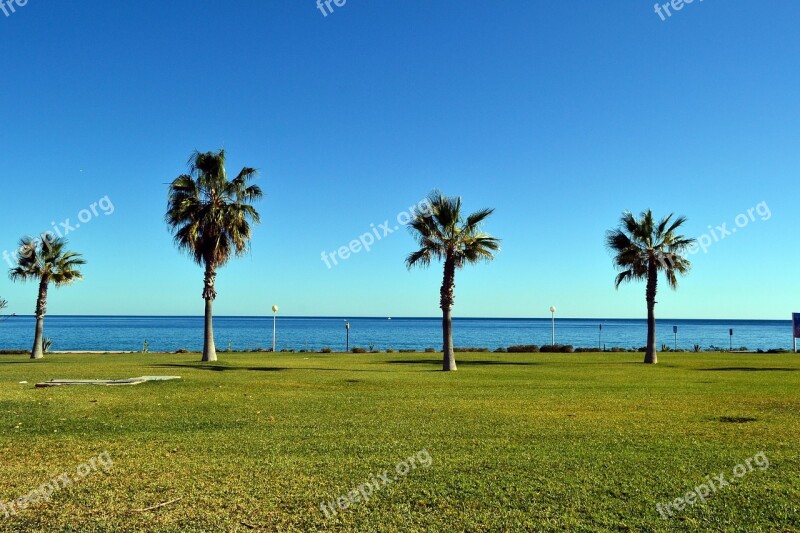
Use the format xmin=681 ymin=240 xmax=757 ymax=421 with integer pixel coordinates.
xmin=166 ymin=149 xmax=262 ymax=276
xmin=406 ymin=192 xmax=500 ymax=271
xmin=606 ymin=210 xmax=695 ymax=289
xmin=9 ymin=237 xmax=85 ymax=286
xmin=166 ymin=149 xmax=262 ymax=362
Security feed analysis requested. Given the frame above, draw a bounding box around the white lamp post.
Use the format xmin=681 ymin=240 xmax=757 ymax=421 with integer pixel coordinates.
xmin=272 ymin=305 xmax=279 ymax=352
xmin=550 ymin=306 xmax=556 ymax=346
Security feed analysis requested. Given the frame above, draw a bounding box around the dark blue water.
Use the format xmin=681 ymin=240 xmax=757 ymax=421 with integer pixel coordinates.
xmin=0 ymin=316 xmax=795 ymax=352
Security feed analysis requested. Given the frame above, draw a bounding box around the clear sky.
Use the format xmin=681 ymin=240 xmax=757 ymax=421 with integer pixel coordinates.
xmin=0 ymin=1 xmax=798 ymax=319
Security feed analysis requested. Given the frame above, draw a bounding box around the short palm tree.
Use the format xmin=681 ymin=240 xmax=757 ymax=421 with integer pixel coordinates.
xmin=0 ymin=298 xmax=12 ymax=323
xmin=406 ymin=191 xmax=500 ymax=371
xmin=606 ymin=210 xmax=695 ymax=364
xmin=166 ymin=149 xmax=262 ymax=362
xmin=8 ymin=237 xmax=85 ymax=359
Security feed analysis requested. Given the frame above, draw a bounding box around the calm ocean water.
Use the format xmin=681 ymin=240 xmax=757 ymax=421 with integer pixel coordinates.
xmin=0 ymin=316 xmax=795 ymax=352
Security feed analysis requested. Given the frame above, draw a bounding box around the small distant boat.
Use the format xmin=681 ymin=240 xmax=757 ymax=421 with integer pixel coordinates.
xmin=387 ymin=317 xmax=392 ymax=320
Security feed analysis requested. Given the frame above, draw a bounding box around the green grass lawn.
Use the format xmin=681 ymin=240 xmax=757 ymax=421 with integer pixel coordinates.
xmin=0 ymin=351 xmax=798 ymax=532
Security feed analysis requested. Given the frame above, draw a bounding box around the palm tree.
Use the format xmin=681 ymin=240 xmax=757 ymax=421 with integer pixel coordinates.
xmin=0 ymin=298 xmax=13 ymax=323
xmin=606 ymin=210 xmax=695 ymax=364
xmin=406 ymin=191 xmax=500 ymax=371
xmin=166 ymin=149 xmax=262 ymax=362
xmin=8 ymin=237 xmax=85 ymax=359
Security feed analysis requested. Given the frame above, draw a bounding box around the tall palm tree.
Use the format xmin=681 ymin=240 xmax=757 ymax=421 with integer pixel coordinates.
xmin=406 ymin=191 xmax=500 ymax=371
xmin=166 ymin=149 xmax=262 ymax=362
xmin=606 ymin=210 xmax=695 ymax=364
xmin=8 ymin=237 xmax=85 ymax=359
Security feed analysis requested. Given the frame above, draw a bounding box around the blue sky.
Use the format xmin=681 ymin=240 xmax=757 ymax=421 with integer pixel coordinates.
xmin=0 ymin=1 xmax=798 ymax=319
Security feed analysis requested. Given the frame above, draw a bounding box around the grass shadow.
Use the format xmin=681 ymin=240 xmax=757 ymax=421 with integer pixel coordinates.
xmin=150 ymin=363 xmax=394 ymax=374
xmin=151 ymin=363 xmax=287 ymax=372
xmin=716 ymin=416 xmax=758 ymax=423
xmin=387 ymin=359 xmax=541 ymax=366
xmin=700 ymin=367 xmax=797 ymax=372
xmin=574 ymin=361 xmax=642 ymax=365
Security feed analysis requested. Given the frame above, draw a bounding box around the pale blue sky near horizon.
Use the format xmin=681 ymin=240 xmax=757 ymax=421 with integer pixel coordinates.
xmin=0 ymin=1 xmax=798 ymax=320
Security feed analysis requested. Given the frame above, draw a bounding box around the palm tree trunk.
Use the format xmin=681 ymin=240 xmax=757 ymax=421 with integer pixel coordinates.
xmin=645 ymin=258 xmax=658 ymax=364
xmin=202 ymin=263 xmax=217 ymax=362
xmin=31 ymin=279 xmax=48 ymax=359
xmin=440 ymin=257 xmax=457 ymax=371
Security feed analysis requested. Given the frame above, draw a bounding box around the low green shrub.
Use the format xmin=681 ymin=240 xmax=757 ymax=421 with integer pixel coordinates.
xmin=507 ymin=345 xmax=539 ymax=353
xmin=540 ymin=344 xmax=574 ymax=353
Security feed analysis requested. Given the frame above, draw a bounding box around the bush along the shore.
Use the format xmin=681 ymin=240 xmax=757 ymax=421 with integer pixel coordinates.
xmin=540 ymin=344 xmax=574 ymax=353
xmin=149 ymin=344 xmax=795 ymax=356
xmin=507 ymin=345 xmax=540 ymax=353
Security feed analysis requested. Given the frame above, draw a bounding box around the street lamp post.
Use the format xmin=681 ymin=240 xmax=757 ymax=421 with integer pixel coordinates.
xmin=550 ymin=306 xmax=556 ymax=346
xmin=598 ymin=323 xmax=602 ymax=350
xmin=673 ymin=325 xmax=678 ymax=351
xmin=345 ymin=321 xmax=350 ymax=352
xmin=272 ymin=305 xmax=278 ymax=352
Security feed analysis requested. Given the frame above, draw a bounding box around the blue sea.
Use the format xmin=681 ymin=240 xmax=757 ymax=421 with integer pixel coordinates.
xmin=0 ymin=316 xmax=795 ymax=353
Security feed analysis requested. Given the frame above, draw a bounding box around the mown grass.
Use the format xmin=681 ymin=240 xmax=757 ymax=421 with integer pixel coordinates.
xmin=0 ymin=351 xmax=798 ymax=532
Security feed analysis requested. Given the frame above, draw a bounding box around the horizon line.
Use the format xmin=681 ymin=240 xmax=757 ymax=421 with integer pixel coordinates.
xmin=1 ymin=314 xmax=794 ymax=322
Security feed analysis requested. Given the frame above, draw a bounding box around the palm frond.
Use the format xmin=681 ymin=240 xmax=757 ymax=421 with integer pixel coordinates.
xmin=405 ymin=249 xmax=432 ymax=270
